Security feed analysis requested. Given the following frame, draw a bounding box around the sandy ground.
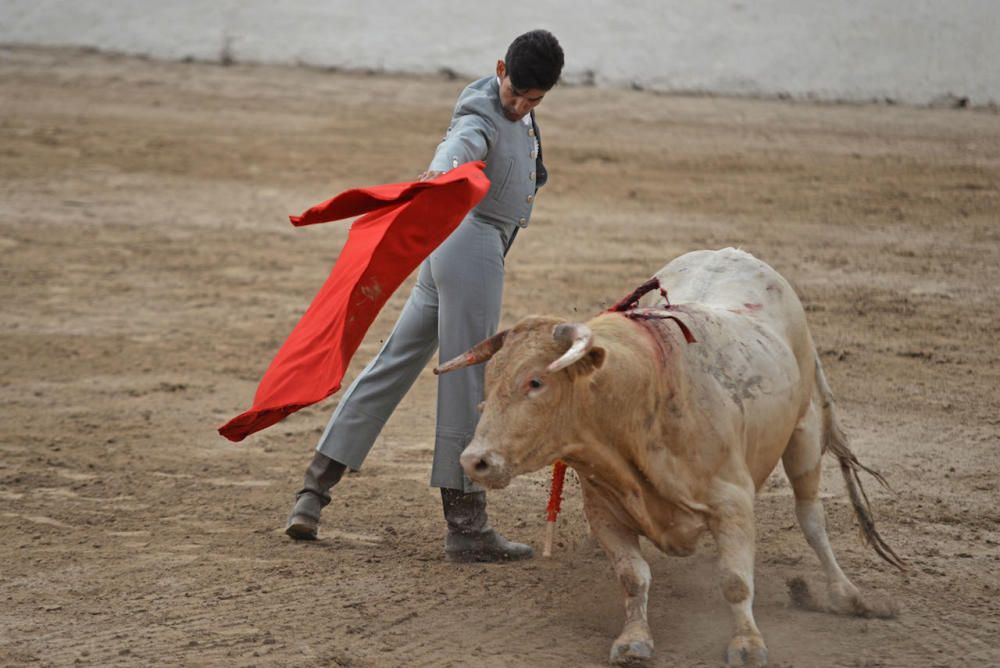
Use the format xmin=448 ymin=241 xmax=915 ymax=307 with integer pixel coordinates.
xmin=1 ymin=46 xmax=999 ymax=667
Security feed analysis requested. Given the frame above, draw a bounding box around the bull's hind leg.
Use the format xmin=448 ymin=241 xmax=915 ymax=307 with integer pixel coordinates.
xmin=708 ymin=479 xmax=768 ymax=667
xmin=583 ymin=490 xmax=654 ymax=666
xmin=782 ymin=404 xmax=895 ymax=618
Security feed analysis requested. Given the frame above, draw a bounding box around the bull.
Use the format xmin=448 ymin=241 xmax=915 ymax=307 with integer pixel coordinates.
xmin=435 ymin=248 xmax=901 ymax=667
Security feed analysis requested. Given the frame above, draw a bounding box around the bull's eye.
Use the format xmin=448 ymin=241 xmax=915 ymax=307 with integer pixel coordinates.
xmin=524 ymin=376 xmax=546 ymax=398
xmin=521 ymin=376 xmax=547 ymax=399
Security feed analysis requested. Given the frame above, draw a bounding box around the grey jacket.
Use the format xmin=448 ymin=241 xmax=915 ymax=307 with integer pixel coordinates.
xmin=429 ymin=76 xmax=547 ymax=235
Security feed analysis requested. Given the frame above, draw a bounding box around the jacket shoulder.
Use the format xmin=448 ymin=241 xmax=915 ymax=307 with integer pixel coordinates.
xmin=451 ymin=76 xmax=501 ymax=124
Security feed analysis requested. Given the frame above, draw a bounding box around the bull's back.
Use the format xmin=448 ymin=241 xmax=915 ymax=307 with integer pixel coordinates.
xmin=649 ymin=249 xmax=793 ymax=313
xmin=648 ymin=248 xmax=809 ymax=355
xmin=646 ymin=249 xmax=816 ymax=485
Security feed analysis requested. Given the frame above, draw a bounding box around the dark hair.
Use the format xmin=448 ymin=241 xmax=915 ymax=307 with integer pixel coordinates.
xmin=504 ymin=30 xmax=564 ymax=91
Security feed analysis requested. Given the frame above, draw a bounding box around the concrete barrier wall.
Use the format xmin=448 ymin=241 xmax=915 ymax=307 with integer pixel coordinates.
xmin=1 ymin=0 xmax=997 ymax=106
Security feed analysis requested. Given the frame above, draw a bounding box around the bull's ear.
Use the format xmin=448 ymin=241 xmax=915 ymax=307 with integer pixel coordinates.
xmin=589 ymin=346 xmax=606 ymax=371
xmin=567 ymin=346 xmax=606 ymax=378
xmin=566 ymin=346 xmax=607 ymax=380
xmin=549 ymin=323 xmax=606 ymax=377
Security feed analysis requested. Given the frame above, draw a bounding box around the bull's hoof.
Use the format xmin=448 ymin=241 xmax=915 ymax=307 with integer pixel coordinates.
xmin=829 ymin=583 xmax=899 ymax=619
xmin=609 ymin=639 xmax=654 ymax=666
xmin=725 ymin=634 xmax=768 ymax=667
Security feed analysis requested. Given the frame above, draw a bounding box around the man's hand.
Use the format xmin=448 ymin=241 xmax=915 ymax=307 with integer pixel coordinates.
xmin=417 ymin=170 xmax=445 ymax=182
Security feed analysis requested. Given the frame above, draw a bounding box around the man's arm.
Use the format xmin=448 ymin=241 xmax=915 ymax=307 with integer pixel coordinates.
xmin=422 ymin=110 xmax=497 ymax=180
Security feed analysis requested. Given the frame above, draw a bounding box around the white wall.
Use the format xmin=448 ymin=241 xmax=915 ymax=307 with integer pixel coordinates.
xmin=1 ymin=0 xmax=997 ymax=106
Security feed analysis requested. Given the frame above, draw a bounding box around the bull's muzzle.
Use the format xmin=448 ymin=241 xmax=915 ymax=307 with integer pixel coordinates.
xmin=459 ymin=441 xmax=512 ymax=489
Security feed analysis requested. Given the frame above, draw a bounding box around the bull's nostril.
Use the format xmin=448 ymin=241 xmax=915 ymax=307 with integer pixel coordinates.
xmin=474 ymin=458 xmax=489 ymax=472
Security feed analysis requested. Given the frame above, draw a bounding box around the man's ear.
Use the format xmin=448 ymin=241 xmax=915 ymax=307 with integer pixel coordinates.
xmin=496 ymin=59 xmax=506 ymax=79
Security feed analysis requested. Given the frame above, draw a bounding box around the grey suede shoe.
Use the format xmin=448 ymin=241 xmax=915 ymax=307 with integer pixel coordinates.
xmin=445 ymin=527 xmax=535 ymax=563
xmin=441 ymin=488 xmax=534 ymax=563
xmin=285 ymin=491 xmax=325 ymax=540
xmin=285 ymin=452 xmax=346 ymax=541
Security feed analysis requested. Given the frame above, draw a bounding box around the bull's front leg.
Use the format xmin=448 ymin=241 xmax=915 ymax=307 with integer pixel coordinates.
xmin=709 ymin=479 xmax=768 ymax=667
xmin=585 ymin=498 xmax=654 ymax=666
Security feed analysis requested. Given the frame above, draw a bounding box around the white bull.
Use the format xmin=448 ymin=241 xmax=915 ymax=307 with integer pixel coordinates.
xmin=436 ymin=248 xmax=901 ymax=667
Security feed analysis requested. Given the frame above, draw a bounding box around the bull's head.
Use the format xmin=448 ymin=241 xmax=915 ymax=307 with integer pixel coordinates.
xmin=434 ymin=316 xmax=606 ymax=488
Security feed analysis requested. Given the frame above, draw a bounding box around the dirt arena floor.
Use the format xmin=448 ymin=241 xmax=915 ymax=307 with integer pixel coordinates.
xmin=1 ymin=46 xmax=999 ymax=667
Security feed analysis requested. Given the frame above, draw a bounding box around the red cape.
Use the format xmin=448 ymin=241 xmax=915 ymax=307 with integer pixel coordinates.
xmin=218 ymin=162 xmax=490 ymax=442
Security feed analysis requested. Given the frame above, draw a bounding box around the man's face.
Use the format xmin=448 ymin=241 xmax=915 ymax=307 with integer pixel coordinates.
xmin=496 ymin=60 xmax=547 ymax=122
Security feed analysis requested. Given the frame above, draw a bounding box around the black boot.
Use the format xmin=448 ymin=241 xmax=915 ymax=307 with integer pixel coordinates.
xmin=285 ymin=451 xmax=346 ymax=540
xmin=441 ymin=488 xmax=534 ymax=562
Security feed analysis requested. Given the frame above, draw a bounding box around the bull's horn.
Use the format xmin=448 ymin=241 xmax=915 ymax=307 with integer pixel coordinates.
xmin=547 ymin=323 xmax=594 ymax=372
xmin=433 ymin=330 xmax=508 ymax=375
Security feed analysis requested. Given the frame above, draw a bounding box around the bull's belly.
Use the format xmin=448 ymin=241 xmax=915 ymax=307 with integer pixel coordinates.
xmin=742 ymin=393 xmax=804 ymax=488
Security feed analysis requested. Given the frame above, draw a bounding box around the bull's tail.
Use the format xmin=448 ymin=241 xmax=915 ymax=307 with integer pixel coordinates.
xmin=815 ymin=357 xmax=906 ymax=571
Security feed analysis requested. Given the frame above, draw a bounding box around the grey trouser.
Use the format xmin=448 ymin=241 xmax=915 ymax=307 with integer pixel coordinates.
xmin=315 ymin=217 xmax=512 ymax=492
